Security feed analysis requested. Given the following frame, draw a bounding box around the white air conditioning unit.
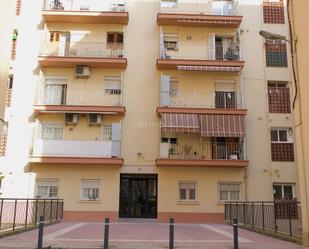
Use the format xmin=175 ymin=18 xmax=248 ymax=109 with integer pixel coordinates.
xmin=88 ymin=114 xmax=102 ymax=125
xmin=74 ymin=66 xmax=90 ymax=78
xmin=65 ymin=113 xmax=78 ymax=125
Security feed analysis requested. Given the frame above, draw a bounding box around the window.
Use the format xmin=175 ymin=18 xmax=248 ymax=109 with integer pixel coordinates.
xmin=49 ymin=31 xmax=60 ymax=42
xmin=161 ymin=0 xmax=177 ymax=8
xmin=268 ymin=82 xmax=291 ymax=113
xmin=103 ymin=125 xmax=112 ymax=141
xmin=104 ymin=76 xmax=121 ymax=95
xmin=265 ymin=40 xmax=287 ymax=67
xmin=41 ymin=123 xmax=63 ymax=140
xmin=271 ymin=128 xmax=294 ymax=161
xmin=81 ymin=179 xmax=100 ymax=201
xmin=170 ymin=77 xmax=179 ymax=96
xmin=273 ymin=183 xmax=295 ymax=200
xmin=263 ymin=0 xmax=285 ymax=24
xmin=219 ymin=182 xmax=241 ymax=201
xmin=36 ymin=179 xmax=59 ymax=198
xmin=164 ymin=34 xmax=178 ymax=51
xmin=107 ymin=32 xmax=124 ymax=44
xmin=179 ymin=182 xmax=197 ymax=201
xmin=215 ymin=91 xmax=237 ymax=109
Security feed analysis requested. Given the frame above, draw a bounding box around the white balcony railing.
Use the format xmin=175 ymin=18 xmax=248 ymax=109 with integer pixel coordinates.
xmin=160 ymin=0 xmax=239 ymax=16
xmin=159 ymin=141 xmax=244 ymax=160
xmin=39 ymin=42 xmax=125 ymax=58
xmin=164 ymin=91 xmax=242 ymax=109
xmin=36 ymin=83 xmax=122 ymax=107
xmin=43 ymin=0 xmax=126 ymax=12
xmin=160 ymin=40 xmax=240 ymax=61
xmin=32 ymin=139 xmax=120 ymax=158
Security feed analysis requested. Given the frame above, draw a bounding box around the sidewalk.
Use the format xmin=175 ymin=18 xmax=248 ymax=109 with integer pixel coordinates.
xmin=0 ymin=221 xmax=306 ymax=249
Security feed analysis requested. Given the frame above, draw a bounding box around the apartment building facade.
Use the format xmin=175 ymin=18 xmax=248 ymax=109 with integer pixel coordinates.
xmin=0 ymin=0 xmax=298 ymax=222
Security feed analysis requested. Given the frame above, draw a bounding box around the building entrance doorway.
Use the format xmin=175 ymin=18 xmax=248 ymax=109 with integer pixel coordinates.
xmin=119 ymin=174 xmax=157 ymax=218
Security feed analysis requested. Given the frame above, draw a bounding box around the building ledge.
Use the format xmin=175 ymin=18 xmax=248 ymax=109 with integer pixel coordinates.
xmin=157 ymin=107 xmax=247 ymax=115
xmin=38 ymin=56 xmax=127 ymax=69
xmin=29 ymin=156 xmax=123 ymax=166
xmin=156 ymin=59 xmax=245 ymax=71
xmin=156 ymin=159 xmax=249 ymax=168
xmin=157 ymin=13 xmax=242 ymax=28
xmin=33 ymin=105 xmax=126 ymax=115
xmin=42 ymin=11 xmax=129 ymax=24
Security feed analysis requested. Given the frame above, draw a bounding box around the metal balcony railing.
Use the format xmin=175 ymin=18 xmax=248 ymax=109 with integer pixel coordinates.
xmin=160 ymin=41 xmax=240 ymax=61
xmin=39 ymin=42 xmax=125 ymax=58
xmin=159 ymin=141 xmax=244 ymax=160
xmin=160 ymin=0 xmax=239 ymax=16
xmin=36 ymin=83 xmax=122 ymax=107
xmin=164 ymin=91 xmax=242 ymax=109
xmin=43 ymin=0 xmax=126 ymax=12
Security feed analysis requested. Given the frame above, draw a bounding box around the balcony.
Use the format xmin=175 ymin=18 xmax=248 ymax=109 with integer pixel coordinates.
xmin=157 ymin=141 xmax=248 ymax=168
xmin=29 ymin=123 xmax=123 ymax=165
xmin=38 ymin=42 xmax=127 ymax=68
xmin=157 ymin=39 xmax=245 ymax=71
xmin=34 ymin=81 xmax=125 ymax=115
xmin=158 ymin=0 xmax=242 ymax=28
xmin=42 ymin=0 xmax=129 ymax=24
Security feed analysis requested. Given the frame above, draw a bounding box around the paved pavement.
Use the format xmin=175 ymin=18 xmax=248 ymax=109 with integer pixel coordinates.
xmin=0 ymin=221 xmax=306 ymax=249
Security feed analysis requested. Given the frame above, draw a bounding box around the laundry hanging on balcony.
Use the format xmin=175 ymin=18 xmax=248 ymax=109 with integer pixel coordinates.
xmin=161 ymin=113 xmax=200 ymax=133
xmin=199 ymin=114 xmax=245 ymax=137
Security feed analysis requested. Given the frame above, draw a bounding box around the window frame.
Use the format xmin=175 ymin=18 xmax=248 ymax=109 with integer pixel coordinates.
xmin=80 ymin=179 xmax=101 ymax=201
xmin=273 ymin=183 xmax=295 ymax=200
xmin=178 ymin=181 xmax=197 ymax=202
xmin=104 ymin=76 xmax=122 ymax=95
xmin=218 ymin=182 xmax=241 ymax=202
xmin=102 ymin=125 xmax=113 ymax=141
xmin=271 ymin=128 xmax=293 ymax=143
xmin=41 ymin=123 xmax=64 ymax=140
xmin=35 ymin=178 xmax=59 ymax=199
xmin=161 ymin=0 xmax=178 ymax=8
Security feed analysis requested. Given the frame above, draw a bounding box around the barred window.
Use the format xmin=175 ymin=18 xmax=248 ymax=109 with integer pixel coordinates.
xmin=41 ymin=123 xmax=63 ymax=140
xmin=161 ymin=0 xmax=177 ymax=8
xmin=36 ymin=179 xmax=59 ymax=198
xmin=271 ymin=128 xmax=294 ymax=161
xmin=268 ymin=82 xmax=291 ymax=113
xmin=164 ymin=34 xmax=178 ymax=51
xmin=102 ymin=125 xmax=112 ymax=141
xmin=179 ymin=182 xmax=197 ymax=201
xmin=81 ymin=179 xmax=100 ymax=201
xmin=104 ymin=76 xmax=121 ymax=95
xmin=219 ymin=182 xmax=240 ymax=201
xmin=263 ymin=0 xmax=285 ymax=24
xmin=265 ymin=40 xmax=288 ymax=67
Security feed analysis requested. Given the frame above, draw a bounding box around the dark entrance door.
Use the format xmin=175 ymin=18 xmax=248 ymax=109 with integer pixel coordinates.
xmin=119 ymin=174 xmax=157 ymax=218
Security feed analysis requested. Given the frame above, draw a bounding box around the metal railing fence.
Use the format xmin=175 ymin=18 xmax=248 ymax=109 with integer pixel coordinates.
xmin=225 ymin=201 xmax=302 ymax=238
xmin=0 ymin=198 xmax=63 ymax=232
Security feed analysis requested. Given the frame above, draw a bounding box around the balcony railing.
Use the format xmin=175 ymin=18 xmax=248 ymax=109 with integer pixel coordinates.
xmin=160 ymin=41 xmax=240 ymax=61
xmin=162 ymin=91 xmax=242 ymax=109
xmin=39 ymin=42 xmax=125 ymax=58
xmin=32 ymin=139 xmax=121 ymax=158
xmin=160 ymin=0 xmax=238 ymax=16
xmin=159 ymin=141 xmax=244 ymax=160
xmin=43 ymin=0 xmax=126 ymax=12
xmin=36 ymin=83 xmax=122 ymax=107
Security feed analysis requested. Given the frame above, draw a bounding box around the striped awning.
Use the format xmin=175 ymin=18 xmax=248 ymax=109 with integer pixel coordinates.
xmin=161 ymin=113 xmax=200 ymax=133
xmin=177 ymin=65 xmax=242 ymax=72
xmin=199 ymin=114 xmax=245 ymax=137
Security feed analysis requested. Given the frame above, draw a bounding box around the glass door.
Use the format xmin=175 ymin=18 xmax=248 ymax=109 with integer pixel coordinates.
xmin=119 ymin=175 xmax=157 ymax=218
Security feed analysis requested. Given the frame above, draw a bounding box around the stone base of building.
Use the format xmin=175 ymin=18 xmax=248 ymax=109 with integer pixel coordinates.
xmin=63 ymin=211 xmax=119 ymax=222
xmin=157 ymin=212 xmax=225 ymax=223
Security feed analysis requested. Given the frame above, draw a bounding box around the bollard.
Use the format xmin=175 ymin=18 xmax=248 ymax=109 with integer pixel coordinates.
xmin=37 ymin=216 xmax=45 ymax=249
xmin=169 ymin=218 xmax=174 ymax=249
xmin=233 ymin=218 xmax=239 ymax=249
xmin=103 ymin=218 xmax=110 ymax=249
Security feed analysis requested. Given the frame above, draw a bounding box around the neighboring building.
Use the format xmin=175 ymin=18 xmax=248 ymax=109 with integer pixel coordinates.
xmin=0 ymin=0 xmax=298 ymax=222
xmin=289 ymin=0 xmax=309 ymax=245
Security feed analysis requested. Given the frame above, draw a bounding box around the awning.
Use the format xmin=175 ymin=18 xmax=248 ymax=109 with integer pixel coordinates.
xmin=161 ymin=113 xmax=199 ymax=133
xmin=199 ymin=114 xmax=245 ymax=137
xmin=177 ymin=65 xmax=242 ymax=72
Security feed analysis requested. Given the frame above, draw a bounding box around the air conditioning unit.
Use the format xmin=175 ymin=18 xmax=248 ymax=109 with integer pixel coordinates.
xmin=112 ymin=3 xmax=125 ymax=12
xmin=65 ymin=113 xmax=78 ymax=125
xmin=88 ymin=114 xmax=102 ymax=125
xmin=74 ymin=66 xmax=90 ymax=78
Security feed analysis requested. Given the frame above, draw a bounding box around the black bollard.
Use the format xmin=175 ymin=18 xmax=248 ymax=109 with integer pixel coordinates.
xmin=37 ymin=216 xmax=45 ymax=249
xmin=169 ymin=218 xmax=174 ymax=249
xmin=103 ymin=218 xmax=110 ymax=249
xmin=233 ymin=218 xmax=239 ymax=249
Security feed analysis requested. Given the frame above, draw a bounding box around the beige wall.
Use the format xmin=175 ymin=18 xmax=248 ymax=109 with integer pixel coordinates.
xmin=290 ymin=0 xmax=309 ymax=244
